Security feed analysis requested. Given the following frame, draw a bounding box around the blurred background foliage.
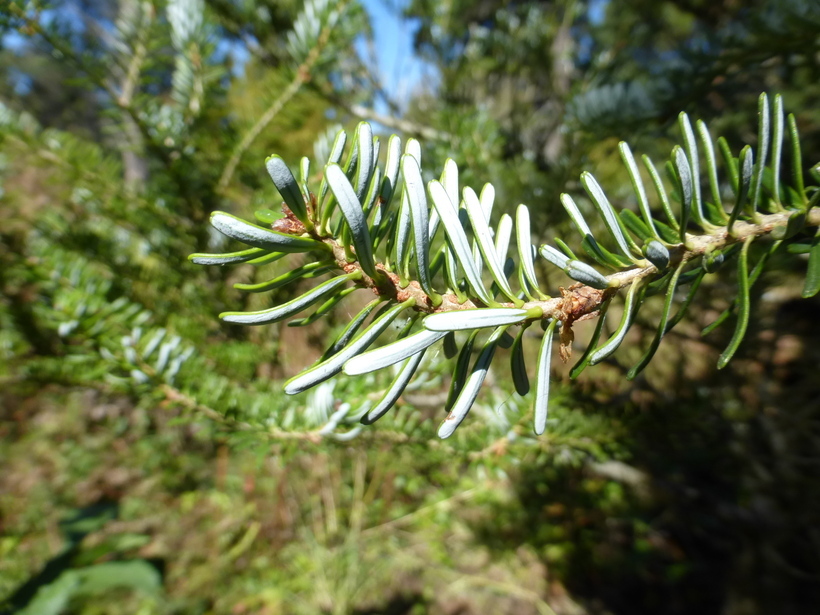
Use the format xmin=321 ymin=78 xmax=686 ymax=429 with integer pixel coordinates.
xmin=0 ymin=0 xmax=819 ymax=613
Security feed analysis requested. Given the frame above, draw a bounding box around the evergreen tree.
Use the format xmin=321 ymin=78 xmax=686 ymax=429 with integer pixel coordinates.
xmin=2 ymin=1 xmax=820 ymax=613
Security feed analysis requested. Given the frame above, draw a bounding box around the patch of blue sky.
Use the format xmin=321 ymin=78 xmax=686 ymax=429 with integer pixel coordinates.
xmin=357 ymin=0 xmax=438 ymax=116
xmin=2 ymin=30 xmax=28 ymax=53
xmin=214 ymin=37 xmax=251 ymax=77
xmin=576 ymin=0 xmax=609 ymax=65
xmin=589 ymin=0 xmax=609 ymax=25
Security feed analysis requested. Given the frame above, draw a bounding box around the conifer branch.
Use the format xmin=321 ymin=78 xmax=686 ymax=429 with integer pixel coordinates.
xmin=193 ymin=94 xmax=820 ymax=438
xmin=316 ymin=208 xmax=819 ymax=339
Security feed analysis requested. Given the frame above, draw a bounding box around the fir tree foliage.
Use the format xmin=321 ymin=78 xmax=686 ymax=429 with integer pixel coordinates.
xmin=194 ymin=93 xmax=820 ymax=438
xmin=0 ymin=0 xmax=373 ymax=442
